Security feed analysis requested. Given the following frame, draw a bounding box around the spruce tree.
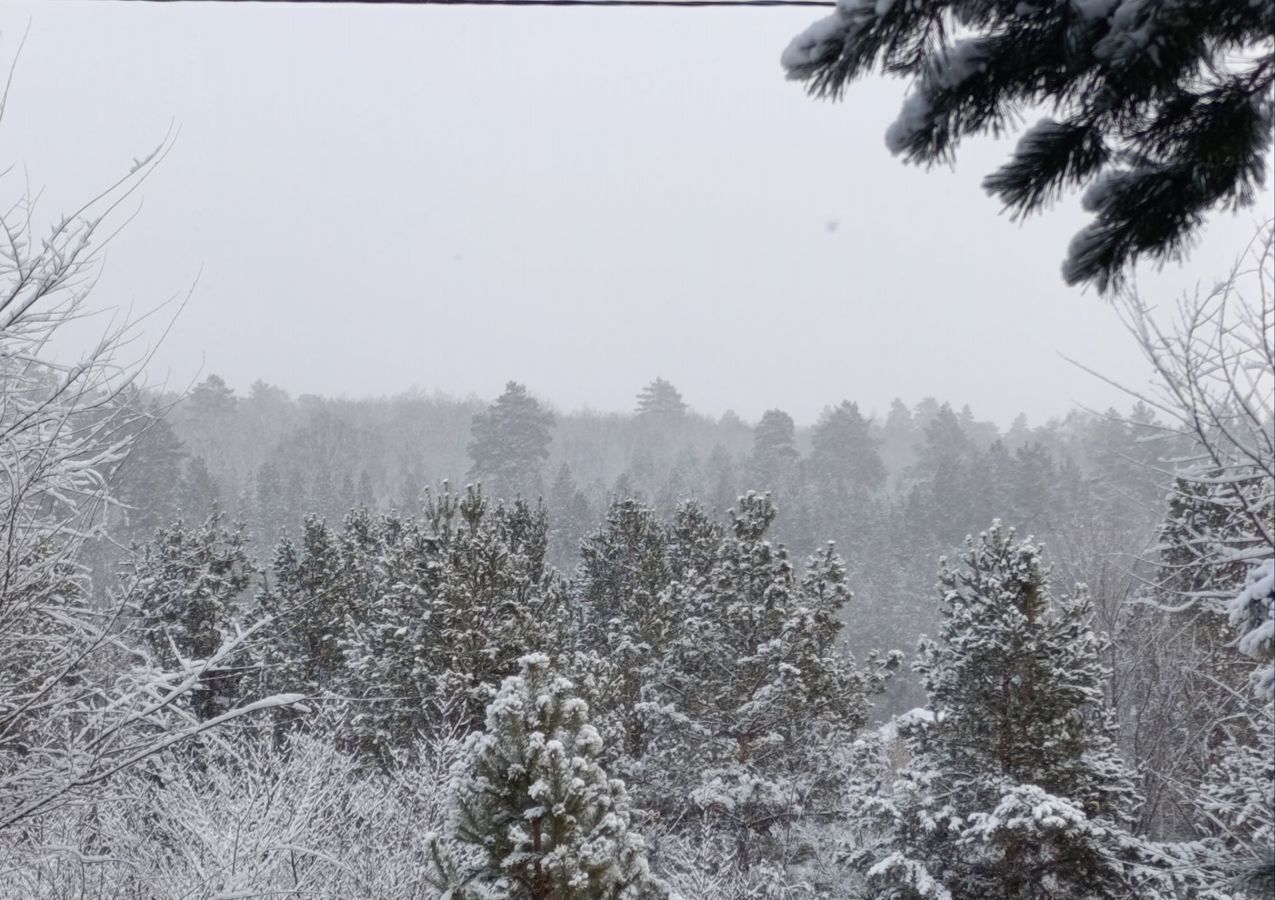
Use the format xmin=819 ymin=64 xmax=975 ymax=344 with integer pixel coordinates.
xmin=413 ymin=487 xmax=569 ymax=731
xmin=128 ymin=514 xmax=254 ymax=721
xmin=648 ymin=494 xmax=888 ymax=867
xmin=468 ymin=381 xmax=556 ymax=500
xmin=184 ymin=375 xmax=239 ymax=483
xmin=1007 ymin=442 xmax=1056 ymax=533
xmin=356 ymin=469 xmax=376 ymax=509
xmin=704 ymin=444 xmax=739 ymax=517
xmin=1158 ymin=472 xmax=1263 ymax=601
xmin=255 ymin=461 xmax=289 ymax=543
xmin=1139 ymin=474 xmax=1262 ymax=817
xmin=438 ymin=653 xmax=662 ymax=900
xmin=635 ymin=378 xmax=688 ymax=421
xmin=1191 ymin=709 xmax=1275 ymax=897
xmin=1155 ymin=469 xmax=1275 ymax=701
xmin=881 ymin=398 xmax=918 ymax=474
xmin=909 ymin=404 xmax=983 ymax=545
xmin=254 ymin=486 xmax=570 ymax=750
xmin=188 ymin=374 xmax=237 ymax=419
xmin=858 ymin=524 xmax=1174 ymax=899
xmin=750 ymin=409 xmax=800 ymax=493
xmin=808 ymin=400 xmax=886 ymax=491
xmin=572 ymin=499 xmax=672 ymax=776
xmin=578 ymin=499 xmax=672 ymax=628
xmin=177 ymin=456 xmax=222 ymax=521
xmin=254 ymin=516 xmax=348 ymax=704
xmin=548 ymin=463 xmax=597 ymax=569
xmin=1231 ymin=559 xmax=1275 ymax=701
xmin=571 ymin=499 xmax=723 ymax=780
xmin=115 ymin=409 xmax=189 ymax=542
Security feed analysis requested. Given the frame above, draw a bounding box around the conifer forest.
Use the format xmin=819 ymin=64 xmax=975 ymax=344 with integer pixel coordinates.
xmin=2 ymin=3 xmax=1273 ymax=899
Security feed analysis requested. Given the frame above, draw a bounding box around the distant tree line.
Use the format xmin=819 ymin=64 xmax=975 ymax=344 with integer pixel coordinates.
xmin=106 ymin=374 xmax=1171 ymax=708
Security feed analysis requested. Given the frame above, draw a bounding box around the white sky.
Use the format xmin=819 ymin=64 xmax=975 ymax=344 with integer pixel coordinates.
xmin=7 ymin=2 xmax=1271 ymax=426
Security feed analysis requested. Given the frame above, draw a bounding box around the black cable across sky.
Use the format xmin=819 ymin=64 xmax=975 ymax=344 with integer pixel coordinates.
xmin=122 ymin=0 xmax=840 ymax=7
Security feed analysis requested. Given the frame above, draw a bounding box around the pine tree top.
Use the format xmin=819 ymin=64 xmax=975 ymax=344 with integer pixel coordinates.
xmin=635 ymin=378 xmax=688 ymax=419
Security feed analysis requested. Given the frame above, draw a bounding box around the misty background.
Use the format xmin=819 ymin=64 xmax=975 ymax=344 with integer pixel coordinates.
xmin=2 ymin=4 xmax=1272 ymax=898
xmin=9 ymin=1 xmax=1269 ymax=426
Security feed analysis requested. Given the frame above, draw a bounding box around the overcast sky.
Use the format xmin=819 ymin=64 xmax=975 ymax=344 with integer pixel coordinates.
xmin=7 ymin=2 xmax=1270 ymax=426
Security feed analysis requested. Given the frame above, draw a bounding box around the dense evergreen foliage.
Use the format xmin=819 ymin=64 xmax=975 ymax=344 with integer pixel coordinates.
xmin=117 ymin=374 xmax=1196 ymax=716
xmin=781 ymin=0 xmax=1275 ymax=290
xmin=126 ymin=515 xmax=255 ymax=721
xmin=7 ymin=21 xmax=1270 ymax=892
xmin=469 ymin=381 xmax=557 ymax=500
xmin=854 ymin=527 xmax=1155 ymax=898
xmin=9 ymin=364 xmax=1272 ymax=898
xmin=433 ymin=653 xmax=662 ymax=900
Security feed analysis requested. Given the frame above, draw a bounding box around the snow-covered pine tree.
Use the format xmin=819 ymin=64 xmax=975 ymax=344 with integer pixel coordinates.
xmin=1158 ymin=471 xmax=1268 ymax=608
xmin=253 ymin=516 xmax=349 ymax=710
xmin=427 ymin=487 xmax=571 ymax=730
xmin=906 ymin=404 xmax=985 ymax=546
xmin=570 ymin=499 xmax=722 ymax=784
xmin=570 ymin=499 xmax=669 ymax=781
xmin=807 ymin=400 xmax=885 ymax=492
xmin=253 ymin=486 xmax=570 ymax=751
xmin=113 ymin=402 xmax=190 ymax=543
xmin=549 ymin=463 xmax=586 ymax=564
xmin=255 ymin=461 xmax=290 ymax=544
xmin=254 ymin=504 xmax=438 ymax=754
xmin=128 ymin=514 xmax=254 ymax=721
xmin=647 ymin=493 xmax=889 ymax=868
xmin=183 ymin=375 xmax=239 ymax=484
xmin=467 ymin=381 xmax=555 ymax=501
xmin=323 ymin=506 xmax=411 ymax=749
xmin=1188 ymin=551 xmax=1275 ymax=897
xmin=1190 ymin=707 xmax=1275 ymax=897
xmin=1096 ymin=225 xmax=1274 ymax=893
xmin=1230 ymin=558 xmax=1274 ymax=702
xmin=666 ymin=501 xmax=724 ymax=584
xmin=857 ymin=523 xmax=1180 ymax=899
xmin=1119 ymin=472 xmax=1267 ymax=839
xmin=178 ymin=456 xmax=221 ymax=521
xmin=437 ymin=653 xmax=663 ymax=900
xmin=750 ymin=409 xmax=800 ymax=494
xmin=316 ymin=510 xmax=426 ymax=756
xmin=578 ymin=499 xmax=672 ymax=631
xmin=781 ymin=0 xmax=1274 ymax=290
xmin=635 ymin=378 xmax=688 ymax=421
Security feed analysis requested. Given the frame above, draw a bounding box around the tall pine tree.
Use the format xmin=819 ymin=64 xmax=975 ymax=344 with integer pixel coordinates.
xmin=856 ymin=524 xmax=1177 ymax=899
xmin=128 ymin=514 xmax=254 ymax=721
xmin=435 ymin=653 xmax=663 ymax=900
xmin=647 ymin=494 xmax=889 ymax=867
xmin=468 ymin=381 xmax=556 ymax=500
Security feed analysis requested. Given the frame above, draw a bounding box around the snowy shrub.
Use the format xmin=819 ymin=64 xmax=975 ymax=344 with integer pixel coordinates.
xmin=432 ymin=653 xmax=663 ymax=900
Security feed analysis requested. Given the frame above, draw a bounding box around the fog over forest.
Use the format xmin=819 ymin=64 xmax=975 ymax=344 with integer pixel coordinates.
xmin=1 ymin=3 xmax=1272 ymax=900
xmin=100 ymin=373 xmax=1174 ymax=708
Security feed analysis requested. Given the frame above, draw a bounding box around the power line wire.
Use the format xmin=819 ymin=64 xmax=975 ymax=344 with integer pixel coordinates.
xmin=122 ymin=0 xmax=839 ymax=7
